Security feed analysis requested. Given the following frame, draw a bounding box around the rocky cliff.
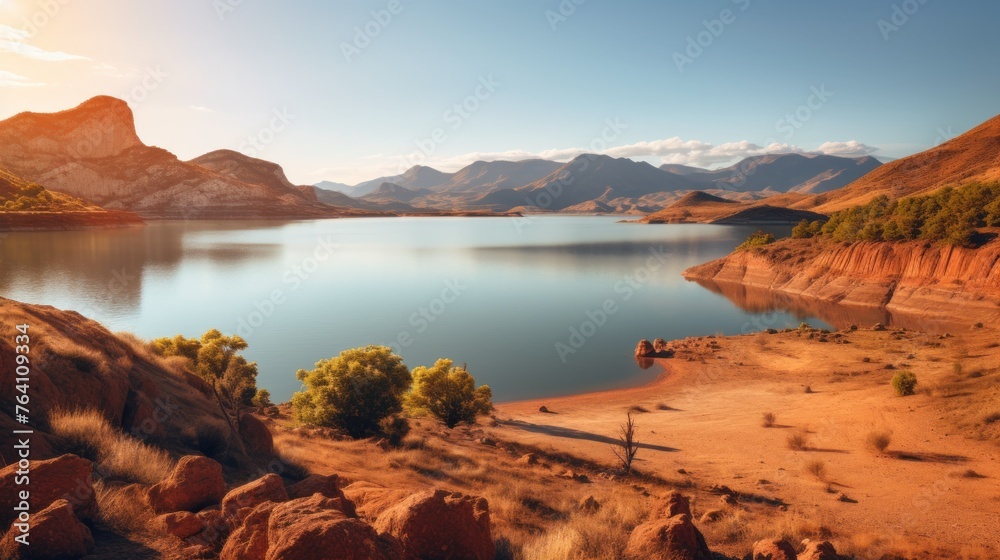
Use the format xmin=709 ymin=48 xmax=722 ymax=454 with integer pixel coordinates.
xmin=684 ymin=238 xmax=1000 ymax=326
xmin=0 ymin=97 xmax=345 ymax=219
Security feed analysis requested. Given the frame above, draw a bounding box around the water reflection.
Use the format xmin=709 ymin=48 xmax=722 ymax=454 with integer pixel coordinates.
xmin=688 ymin=279 xmax=963 ymax=334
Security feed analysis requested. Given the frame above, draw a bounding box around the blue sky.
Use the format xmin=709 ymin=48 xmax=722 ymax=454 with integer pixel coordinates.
xmin=1 ymin=0 xmax=998 ymax=184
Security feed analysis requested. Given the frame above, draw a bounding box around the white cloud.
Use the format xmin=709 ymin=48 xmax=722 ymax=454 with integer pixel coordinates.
xmin=0 ymin=70 xmax=43 ymax=88
xmin=0 ymin=24 xmax=88 ymax=61
xmin=813 ymin=140 xmax=880 ymax=158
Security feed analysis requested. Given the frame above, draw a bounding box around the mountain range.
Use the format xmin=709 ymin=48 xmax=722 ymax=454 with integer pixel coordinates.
xmin=4 ymin=95 xmax=996 ymax=223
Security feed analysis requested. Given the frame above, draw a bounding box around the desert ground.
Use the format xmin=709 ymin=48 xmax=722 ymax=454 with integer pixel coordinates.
xmin=262 ymin=323 xmax=1000 ymax=559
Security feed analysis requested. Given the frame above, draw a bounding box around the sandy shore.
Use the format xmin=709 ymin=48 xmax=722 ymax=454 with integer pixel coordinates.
xmin=495 ymin=325 xmax=1000 ymax=556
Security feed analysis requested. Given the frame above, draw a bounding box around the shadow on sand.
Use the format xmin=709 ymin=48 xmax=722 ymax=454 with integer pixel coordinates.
xmin=500 ymin=419 xmax=679 ymax=452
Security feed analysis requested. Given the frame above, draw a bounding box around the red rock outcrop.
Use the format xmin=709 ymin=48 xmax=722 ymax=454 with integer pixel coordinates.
xmin=684 ymin=238 xmax=1000 ymax=326
xmin=374 ymin=489 xmax=494 ymax=560
xmin=624 ymin=492 xmax=712 ymax=560
xmin=752 ymin=538 xmax=798 ymax=560
xmin=221 ymin=474 xmax=289 ymax=525
xmin=147 ymin=456 xmax=226 ymax=514
xmin=0 ymin=454 xmax=95 ymax=528
xmin=0 ymin=499 xmax=94 ymax=560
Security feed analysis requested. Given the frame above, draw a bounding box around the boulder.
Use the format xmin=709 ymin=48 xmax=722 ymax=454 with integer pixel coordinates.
xmin=654 ymin=491 xmax=693 ymax=518
xmin=752 ymin=538 xmax=798 ymax=560
xmin=147 ymin=456 xmax=226 ymax=514
xmin=0 ymin=499 xmax=94 ymax=560
xmin=239 ymin=414 xmax=274 ymax=457
xmin=156 ymin=511 xmax=206 ymax=540
xmin=653 ymin=338 xmax=669 ymax=352
xmin=287 ymin=473 xmax=356 ymax=517
xmin=516 ymin=453 xmax=538 ymax=465
xmin=343 ymin=482 xmax=410 ymax=521
xmin=374 ymin=489 xmax=494 ymax=560
xmin=222 ymin=474 xmax=289 ymax=524
xmin=0 ymin=454 xmax=95 ymax=528
xmin=635 ymin=339 xmax=655 ymax=357
xmin=624 ymin=512 xmax=712 ymax=560
xmin=220 ymin=501 xmax=279 ymax=560
xmin=267 ymin=494 xmax=402 ymax=560
xmin=800 ymin=540 xmax=844 ymax=560
xmin=699 ymin=510 xmax=724 ymax=523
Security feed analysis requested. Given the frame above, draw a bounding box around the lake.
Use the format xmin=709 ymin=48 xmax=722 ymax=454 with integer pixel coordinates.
xmin=0 ymin=216 xmax=832 ymax=401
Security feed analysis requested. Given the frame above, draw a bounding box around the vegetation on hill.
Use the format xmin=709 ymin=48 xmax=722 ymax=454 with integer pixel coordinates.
xmin=736 ymin=230 xmax=776 ymax=250
xmin=0 ymin=168 xmax=91 ymax=211
xmin=406 ymin=359 xmax=493 ymax=428
xmin=793 ymin=182 xmax=1000 ymax=247
xmin=150 ymin=330 xmax=262 ymax=449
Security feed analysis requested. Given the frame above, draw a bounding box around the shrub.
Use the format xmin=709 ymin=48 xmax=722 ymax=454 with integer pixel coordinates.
xmin=791 ymin=219 xmax=825 ymax=239
xmin=379 ymin=415 xmax=411 ymax=447
xmin=406 ymin=359 xmax=493 ymax=428
xmin=292 ymin=345 xmax=412 ymax=438
xmin=804 ymin=460 xmax=827 ymax=481
xmin=865 ymin=430 xmax=892 ymax=454
xmin=252 ymin=388 xmax=272 ymax=408
xmin=761 ymin=412 xmax=776 ymax=428
xmin=150 ymin=329 xmax=263 ymax=449
xmin=611 ymin=413 xmax=639 ymax=475
xmin=787 ymin=430 xmax=810 ymax=451
xmin=736 ymin=230 xmax=775 ymax=251
xmin=891 ymin=371 xmax=918 ymax=396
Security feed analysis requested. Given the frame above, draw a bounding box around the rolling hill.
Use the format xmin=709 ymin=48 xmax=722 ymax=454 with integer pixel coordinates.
xmin=807 ymin=113 xmax=1000 ymax=213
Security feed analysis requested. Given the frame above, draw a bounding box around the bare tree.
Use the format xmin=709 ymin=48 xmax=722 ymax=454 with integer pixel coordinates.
xmin=612 ymin=413 xmax=639 ymax=475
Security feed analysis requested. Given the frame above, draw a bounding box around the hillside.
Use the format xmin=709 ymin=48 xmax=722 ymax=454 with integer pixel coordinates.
xmin=0 ymin=97 xmax=344 ymax=219
xmin=0 ymin=167 xmax=143 ymax=230
xmin=684 ymin=236 xmax=1000 ymax=324
xmin=642 ymin=191 xmax=821 ymax=225
xmin=808 ymin=113 xmax=1000 ymax=213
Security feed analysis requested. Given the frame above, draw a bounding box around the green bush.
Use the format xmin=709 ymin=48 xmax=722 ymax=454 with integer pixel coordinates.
xmin=252 ymin=389 xmax=272 ymax=408
xmin=736 ymin=230 xmax=776 ymax=251
xmin=891 ymin=371 xmax=918 ymax=396
xmin=406 ymin=359 xmax=493 ymax=428
xmin=818 ymin=182 xmax=1000 ymax=247
xmin=791 ymin=219 xmax=825 ymax=239
xmin=292 ymin=345 xmax=412 ymax=438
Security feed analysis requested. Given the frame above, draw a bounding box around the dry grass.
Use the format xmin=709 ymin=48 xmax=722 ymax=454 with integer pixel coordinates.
xmin=93 ymin=479 xmax=154 ymax=535
xmin=49 ymin=409 xmax=174 ymax=484
xmin=703 ymin=507 xmax=831 ymax=547
xmin=520 ymin=492 xmax=648 ymax=560
xmin=761 ymin=412 xmax=776 ymax=428
xmin=865 ymin=429 xmax=893 ymax=454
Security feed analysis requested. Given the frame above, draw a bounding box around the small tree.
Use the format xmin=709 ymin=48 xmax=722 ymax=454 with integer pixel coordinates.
xmin=612 ymin=413 xmax=639 ymax=476
xmin=891 ymin=371 xmax=918 ymax=396
xmin=406 ymin=359 xmax=493 ymax=428
xmin=252 ymin=389 xmax=272 ymax=408
xmin=292 ymin=345 xmax=411 ymax=438
xmin=151 ymin=330 xmax=261 ymax=453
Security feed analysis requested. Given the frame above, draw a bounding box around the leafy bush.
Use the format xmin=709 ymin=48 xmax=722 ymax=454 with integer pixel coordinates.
xmin=252 ymin=388 xmax=272 ymax=408
xmin=791 ymin=219 xmax=825 ymax=239
xmin=736 ymin=230 xmax=775 ymax=250
xmin=150 ymin=330 xmax=262 ymax=453
xmin=406 ymin=359 xmax=493 ymax=428
xmin=379 ymin=415 xmax=411 ymax=447
xmin=818 ymin=182 xmax=1000 ymax=247
xmin=891 ymin=371 xmax=918 ymax=396
xmin=292 ymin=345 xmax=412 ymax=438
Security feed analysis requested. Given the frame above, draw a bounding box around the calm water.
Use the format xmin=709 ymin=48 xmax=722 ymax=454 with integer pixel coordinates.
xmin=0 ymin=216 xmax=832 ymax=401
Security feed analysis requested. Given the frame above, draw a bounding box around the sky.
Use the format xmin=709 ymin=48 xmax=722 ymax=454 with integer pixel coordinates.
xmin=0 ymin=0 xmax=998 ymax=185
